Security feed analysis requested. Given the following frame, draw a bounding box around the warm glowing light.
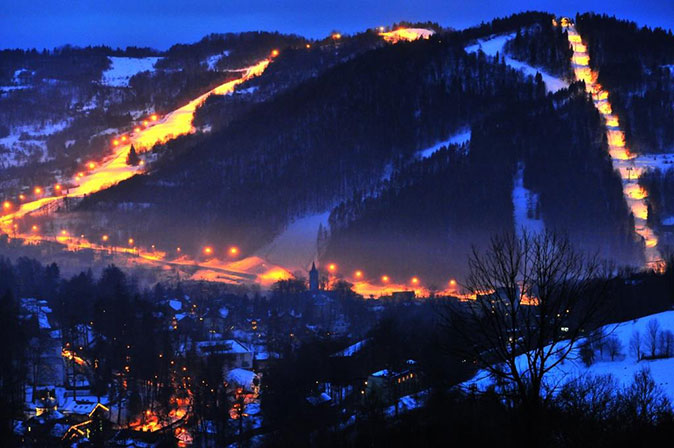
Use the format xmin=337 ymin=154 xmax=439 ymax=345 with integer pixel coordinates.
xmin=449 ymin=279 xmax=457 ymax=287
xmin=121 ymin=135 xmax=127 ymax=142
xmin=32 ymin=225 xmax=38 ymax=232
xmin=134 ymin=127 xmax=141 ymax=133
xmin=381 ymin=275 xmax=389 ymax=283
xmin=60 ymin=229 xmax=68 ymax=236
xmin=355 ymin=270 xmax=363 ymax=278
xmin=606 ymin=115 xmax=620 ymax=127
xmin=328 ymin=263 xmax=337 ymax=272
xmin=2 ymin=201 xmax=11 ymax=210
xmin=271 ymin=49 xmax=279 ymax=57
xmin=229 ymin=246 xmax=239 ymax=256
xmin=568 ymin=34 xmax=582 ymax=43
xmin=305 ymin=43 xmax=311 ymax=49
xmin=54 ymin=184 xmax=61 ymax=192
xmin=150 ymin=114 xmax=158 ymax=122
xmin=176 ymin=247 xmax=181 ymax=253
xmin=101 ymin=234 xmax=109 ymax=242
xmin=18 ymin=194 xmax=25 ymax=201
xmin=34 ymin=187 xmax=42 ymax=195
xmin=332 ymin=33 xmax=342 ymax=40
xmin=380 ymin=28 xmax=435 ymax=43
xmin=128 ymin=238 xmax=134 ymax=246
xmin=143 ymin=120 xmax=149 ymax=127
xmin=203 ymin=246 xmax=213 ymax=255
xmin=411 ymin=277 xmax=419 ymax=285
xmin=113 ymin=139 xmax=119 ymax=146
xmin=87 ymin=162 xmax=96 ymax=170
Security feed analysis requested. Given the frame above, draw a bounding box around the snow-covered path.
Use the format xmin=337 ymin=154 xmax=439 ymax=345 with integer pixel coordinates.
xmin=465 ymin=34 xmax=569 ymax=93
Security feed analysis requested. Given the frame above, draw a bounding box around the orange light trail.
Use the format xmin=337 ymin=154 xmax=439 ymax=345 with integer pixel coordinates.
xmin=567 ymin=25 xmax=660 ymax=265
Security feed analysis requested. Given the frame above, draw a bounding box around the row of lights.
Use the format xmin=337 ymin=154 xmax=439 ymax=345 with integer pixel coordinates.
xmin=112 ymin=114 xmax=159 ymax=147
xmin=324 ymin=262 xmax=458 ymax=288
xmin=203 ymin=246 xmax=239 ymax=257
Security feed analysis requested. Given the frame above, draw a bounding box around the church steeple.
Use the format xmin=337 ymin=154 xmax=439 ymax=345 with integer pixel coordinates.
xmin=309 ymin=262 xmax=319 ymax=292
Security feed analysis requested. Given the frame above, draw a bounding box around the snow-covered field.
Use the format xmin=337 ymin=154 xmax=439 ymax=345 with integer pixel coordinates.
xmin=418 ymin=129 xmax=471 ymax=159
xmin=0 ymin=121 xmax=70 ymax=167
xmin=465 ymin=34 xmax=568 ymax=93
xmin=468 ymin=310 xmax=674 ymax=400
xmin=512 ymin=164 xmax=544 ymax=237
xmin=258 ymin=211 xmax=330 ymax=270
xmin=101 ymin=57 xmax=160 ymax=87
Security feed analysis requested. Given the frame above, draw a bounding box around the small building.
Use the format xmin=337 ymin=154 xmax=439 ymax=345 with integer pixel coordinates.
xmin=366 ymin=360 xmax=420 ymax=403
xmin=195 ymin=339 xmax=253 ymax=369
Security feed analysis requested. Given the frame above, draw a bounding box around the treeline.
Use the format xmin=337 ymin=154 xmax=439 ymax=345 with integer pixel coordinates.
xmin=576 ymin=13 xmax=674 ymax=153
xmin=505 ymin=20 xmax=573 ymax=78
xmin=324 ymin=82 xmax=639 ymax=281
xmin=80 ymin=14 xmax=571 ymax=257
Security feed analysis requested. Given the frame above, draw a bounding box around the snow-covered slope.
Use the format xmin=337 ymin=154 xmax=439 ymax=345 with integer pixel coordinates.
xmin=465 ymin=34 xmax=568 ymax=93
xmin=418 ymin=129 xmax=471 ymax=159
xmin=512 ymin=164 xmax=544 ymax=236
xmin=257 ymin=211 xmax=330 ymax=270
xmin=468 ymin=310 xmax=674 ymax=400
xmin=102 ymin=57 xmax=160 ymax=87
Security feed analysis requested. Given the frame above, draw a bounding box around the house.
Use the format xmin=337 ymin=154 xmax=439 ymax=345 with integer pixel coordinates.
xmin=195 ymin=339 xmax=253 ymax=368
xmin=366 ymin=360 xmax=420 ymax=403
xmin=225 ymin=368 xmax=260 ymax=395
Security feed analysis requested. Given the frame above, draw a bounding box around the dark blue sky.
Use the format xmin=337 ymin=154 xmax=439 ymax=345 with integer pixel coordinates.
xmin=2 ymin=0 xmax=672 ymax=50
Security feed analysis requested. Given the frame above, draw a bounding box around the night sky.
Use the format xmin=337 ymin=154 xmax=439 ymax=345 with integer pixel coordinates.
xmin=2 ymin=0 xmax=673 ymax=50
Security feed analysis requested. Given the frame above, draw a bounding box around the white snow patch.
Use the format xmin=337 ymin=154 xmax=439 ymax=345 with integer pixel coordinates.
xmin=418 ymin=129 xmax=471 ymax=159
xmin=467 ymin=310 xmax=674 ymax=401
xmin=259 ymin=211 xmax=330 ymax=270
xmin=101 ymin=57 xmax=160 ymax=87
xmin=205 ymin=51 xmax=230 ymax=70
xmin=465 ymin=33 xmax=568 ymax=93
xmin=512 ymin=164 xmax=544 ymax=237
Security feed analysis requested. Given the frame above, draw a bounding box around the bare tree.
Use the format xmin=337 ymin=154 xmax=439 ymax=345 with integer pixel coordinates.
xmin=659 ymin=330 xmax=674 ymax=358
xmin=441 ymin=231 xmax=610 ymax=409
xmin=647 ymin=319 xmax=660 ymax=358
xmin=605 ymin=335 xmax=622 ymax=361
xmin=629 ymin=330 xmax=642 ymax=361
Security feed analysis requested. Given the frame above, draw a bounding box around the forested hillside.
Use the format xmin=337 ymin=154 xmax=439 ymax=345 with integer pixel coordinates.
xmin=576 ymin=13 xmax=674 ymax=154
xmin=325 ymin=82 xmax=639 ymax=281
xmin=79 ymin=14 xmax=577 ymax=259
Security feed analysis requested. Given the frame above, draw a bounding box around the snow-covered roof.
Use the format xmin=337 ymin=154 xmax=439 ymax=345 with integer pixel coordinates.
xmin=331 ymin=339 xmax=368 ymax=357
xmin=226 ymin=368 xmax=257 ymax=389
xmin=196 ymin=339 xmax=250 ymax=356
xmin=169 ymin=299 xmax=182 ymax=311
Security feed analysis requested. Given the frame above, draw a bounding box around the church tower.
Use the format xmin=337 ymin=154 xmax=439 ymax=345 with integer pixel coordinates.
xmin=309 ymin=262 xmax=319 ymax=292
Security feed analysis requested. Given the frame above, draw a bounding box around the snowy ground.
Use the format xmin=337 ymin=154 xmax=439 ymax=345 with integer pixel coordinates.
xmin=205 ymin=51 xmax=230 ymax=70
xmin=417 ymin=129 xmax=471 ymax=159
xmin=465 ymin=34 xmax=568 ymax=93
xmin=467 ymin=310 xmax=674 ymax=400
xmin=512 ymin=164 xmax=544 ymax=237
xmin=101 ymin=57 xmax=160 ymax=87
xmin=0 ymin=121 xmax=70 ymax=167
xmin=257 ymin=211 xmax=330 ymax=270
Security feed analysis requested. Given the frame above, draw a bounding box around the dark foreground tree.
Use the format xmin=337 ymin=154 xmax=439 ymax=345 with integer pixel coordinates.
xmin=442 ymin=231 xmax=611 ymax=409
xmin=126 ymin=144 xmax=140 ymax=166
